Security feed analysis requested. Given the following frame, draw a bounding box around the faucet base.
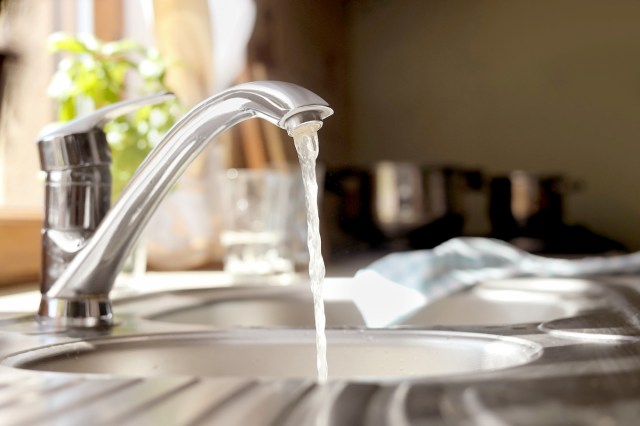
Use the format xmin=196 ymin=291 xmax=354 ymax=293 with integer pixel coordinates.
xmin=37 ymin=296 xmax=114 ymax=328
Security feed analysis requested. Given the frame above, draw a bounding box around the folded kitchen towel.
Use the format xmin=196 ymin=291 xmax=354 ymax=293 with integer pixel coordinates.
xmin=352 ymin=237 xmax=640 ymax=327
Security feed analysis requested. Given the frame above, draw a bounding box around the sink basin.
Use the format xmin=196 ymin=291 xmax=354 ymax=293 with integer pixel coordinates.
xmin=400 ymin=278 xmax=603 ymax=326
xmin=146 ymin=291 xmax=366 ymax=328
xmin=4 ymin=329 xmax=541 ymax=380
xmin=131 ymin=278 xmax=604 ymax=329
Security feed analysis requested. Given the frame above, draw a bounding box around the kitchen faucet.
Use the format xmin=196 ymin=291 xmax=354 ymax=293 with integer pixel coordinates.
xmin=37 ymin=81 xmax=333 ymax=327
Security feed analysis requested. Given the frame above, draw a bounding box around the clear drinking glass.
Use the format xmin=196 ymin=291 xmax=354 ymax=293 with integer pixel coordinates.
xmin=217 ymin=168 xmax=294 ymax=275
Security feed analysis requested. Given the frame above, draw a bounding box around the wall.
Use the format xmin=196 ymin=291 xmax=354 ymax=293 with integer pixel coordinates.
xmin=0 ymin=0 xmax=55 ymax=209
xmin=249 ymin=0 xmax=350 ymax=165
xmin=347 ymin=0 xmax=640 ymax=249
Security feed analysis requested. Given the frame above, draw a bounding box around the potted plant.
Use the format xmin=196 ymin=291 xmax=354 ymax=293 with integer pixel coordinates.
xmin=47 ymin=32 xmax=182 ymax=199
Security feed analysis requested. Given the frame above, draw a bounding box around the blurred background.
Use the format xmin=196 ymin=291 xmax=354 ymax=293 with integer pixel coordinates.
xmin=1 ymin=0 xmax=639 ymax=285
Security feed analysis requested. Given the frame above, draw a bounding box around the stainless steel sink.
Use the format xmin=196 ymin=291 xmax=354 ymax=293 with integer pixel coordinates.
xmin=399 ymin=278 xmax=606 ymax=326
xmin=144 ymin=291 xmax=366 ymax=328
xmin=125 ymin=277 xmax=606 ymax=329
xmin=0 ymin=275 xmax=636 ymax=426
xmin=4 ymin=329 xmax=542 ymax=380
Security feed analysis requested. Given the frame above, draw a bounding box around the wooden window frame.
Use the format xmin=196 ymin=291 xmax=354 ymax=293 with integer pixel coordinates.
xmin=0 ymin=208 xmax=42 ymax=286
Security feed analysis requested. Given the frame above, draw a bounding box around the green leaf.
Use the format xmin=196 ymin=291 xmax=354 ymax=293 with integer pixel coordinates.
xmin=106 ymin=61 xmax=134 ymax=86
xmin=77 ymin=33 xmax=100 ymax=53
xmin=47 ymin=32 xmax=89 ymax=53
xmin=101 ymin=39 xmax=143 ymax=56
xmin=59 ymin=98 xmax=76 ymax=122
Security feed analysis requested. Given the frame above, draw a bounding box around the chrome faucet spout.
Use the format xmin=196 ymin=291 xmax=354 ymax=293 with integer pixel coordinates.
xmin=38 ymin=81 xmax=333 ymax=327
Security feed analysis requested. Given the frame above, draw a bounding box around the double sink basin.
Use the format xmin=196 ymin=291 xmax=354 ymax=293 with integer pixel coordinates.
xmin=0 ymin=274 xmax=613 ymax=381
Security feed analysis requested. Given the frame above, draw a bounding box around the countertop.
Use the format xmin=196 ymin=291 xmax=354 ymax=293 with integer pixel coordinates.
xmin=0 ymin=274 xmax=639 ymax=424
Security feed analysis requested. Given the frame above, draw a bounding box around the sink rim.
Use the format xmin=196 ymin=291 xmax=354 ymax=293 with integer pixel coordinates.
xmin=1 ymin=328 xmax=544 ymax=383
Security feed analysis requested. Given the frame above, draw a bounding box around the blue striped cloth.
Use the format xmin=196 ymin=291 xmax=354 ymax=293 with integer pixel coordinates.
xmin=352 ymin=237 xmax=640 ymax=326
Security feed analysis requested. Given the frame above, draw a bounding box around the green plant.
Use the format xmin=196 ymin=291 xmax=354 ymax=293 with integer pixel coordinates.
xmin=47 ymin=32 xmax=183 ymax=199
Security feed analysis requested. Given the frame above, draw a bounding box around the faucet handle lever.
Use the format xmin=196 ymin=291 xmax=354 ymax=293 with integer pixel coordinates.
xmin=38 ymin=92 xmax=175 ymax=140
xmin=38 ymin=93 xmax=175 ymax=172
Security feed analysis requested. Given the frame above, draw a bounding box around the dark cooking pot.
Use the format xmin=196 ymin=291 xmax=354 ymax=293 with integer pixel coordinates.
xmin=325 ymin=163 xmax=482 ymax=246
xmin=488 ymin=171 xmax=581 ymax=241
xmin=487 ymin=171 xmax=627 ymax=254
